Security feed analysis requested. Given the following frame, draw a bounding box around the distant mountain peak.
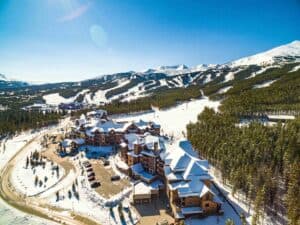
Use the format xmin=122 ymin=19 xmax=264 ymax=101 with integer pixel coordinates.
xmin=157 ymin=64 xmax=189 ymax=71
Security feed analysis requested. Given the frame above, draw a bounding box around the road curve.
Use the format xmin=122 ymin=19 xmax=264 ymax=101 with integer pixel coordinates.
xmin=0 ymin=124 xmax=100 ymax=225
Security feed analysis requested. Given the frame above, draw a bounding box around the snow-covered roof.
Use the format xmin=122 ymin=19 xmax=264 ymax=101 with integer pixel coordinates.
xmin=61 ymin=138 xmax=85 ymax=148
xmin=61 ymin=139 xmax=72 ymax=148
xmin=169 ymin=179 xmax=213 ymax=198
xmin=73 ymin=138 xmax=85 ymax=145
xmin=181 ymin=207 xmax=203 ymax=215
xmin=131 ymin=163 xmax=157 ymax=182
xmin=134 ymin=119 xmax=149 ymax=129
xmin=169 ymin=153 xmax=192 ymax=172
xmin=133 ymin=182 xmax=151 ymax=195
xmin=163 ymin=140 xmax=208 ymax=174
xmin=144 ymin=134 xmax=162 ymax=151
xmin=122 ymin=119 xmax=161 ymax=132
xmin=131 ymin=163 xmax=144 ymax=173
xmin=120 ymin=142 xmax=127 ymax=148
xmin=133 ymin=180 xmax=163 ymax=195
xmin=163 ymin=139 xmax=214 ymax=199
xmin=164 ymin=166 xmax=183 ymax=182
xmin=89 ymin=120 xmax=126 ymax=133
xmin=127 ymin=151 xmax=140 ymax=158
xmin=182 ymin=158 xmax=208 ymax=180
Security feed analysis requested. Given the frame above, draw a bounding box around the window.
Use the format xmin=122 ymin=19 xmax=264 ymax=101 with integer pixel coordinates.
xmin=205 ymin=203 xmax=209 ymax=208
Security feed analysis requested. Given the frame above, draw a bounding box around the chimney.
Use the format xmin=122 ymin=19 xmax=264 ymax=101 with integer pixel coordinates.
xmin=154 ymin=142 xmax=159 ymax=152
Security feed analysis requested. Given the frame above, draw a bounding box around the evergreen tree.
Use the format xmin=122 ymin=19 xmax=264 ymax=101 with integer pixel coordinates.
xmin=252 ymin=187 xmax=265 ymax=225
xmin=285 ymin=162 xmax=300 ymax=225
xmin=225 ymin=219 xmax=235 ymax=225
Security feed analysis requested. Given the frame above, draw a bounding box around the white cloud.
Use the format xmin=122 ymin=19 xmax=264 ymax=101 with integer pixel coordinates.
xmin=58 ymin=2 xmax=91 ymax=22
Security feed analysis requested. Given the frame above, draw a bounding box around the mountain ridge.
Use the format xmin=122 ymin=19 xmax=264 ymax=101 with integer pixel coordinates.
xmin=1 ymin=40 xmax=300 ymax=108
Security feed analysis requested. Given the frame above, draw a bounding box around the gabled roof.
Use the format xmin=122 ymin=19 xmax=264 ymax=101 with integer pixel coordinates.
xmin=131 ymin=163 xmax=157 ymax=182
xmin=164 ymin=166 xmax=183 ymax=182
xmin=169 ymin=178 xmax=213 ymax=198
xmin=124 ymin=133 xmax=144 ymax=150
xmin=164 ymin=139 xmax=209 ymax=176
xmin=144 ymin=134 xmax=163 ymax=151
xmin=169 ymin=153 xmax=191 ymax=172
xmin=182 ymin=158 xmax=209 ymax=180
xmin=61 ymin=138 xmax=85 ymax=147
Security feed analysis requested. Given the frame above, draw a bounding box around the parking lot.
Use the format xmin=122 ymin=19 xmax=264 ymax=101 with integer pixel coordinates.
xmin=87 ymin=160 xmax=131 ymax=198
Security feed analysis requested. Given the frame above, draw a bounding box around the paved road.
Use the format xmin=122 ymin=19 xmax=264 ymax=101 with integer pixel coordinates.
xmin=0 ymin=120 xmax=100 ymax=225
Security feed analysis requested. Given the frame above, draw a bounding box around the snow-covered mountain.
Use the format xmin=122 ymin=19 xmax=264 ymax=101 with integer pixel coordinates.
xmin=0 ymin=74 xmax=9 ymax=81
xmin=0 ymin=74 xmax=28 ymax=89
xmin=230 ymin=40 xmax=300 ymax=67
xmin=1 ymin=40 xmax=300 ymax=106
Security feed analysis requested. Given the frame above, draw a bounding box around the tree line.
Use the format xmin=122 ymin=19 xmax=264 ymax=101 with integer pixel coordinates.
xmin=0 ymin=110 xmax=62 ymax=137
xmin=187 ymin=108 xmax=300 ymax=225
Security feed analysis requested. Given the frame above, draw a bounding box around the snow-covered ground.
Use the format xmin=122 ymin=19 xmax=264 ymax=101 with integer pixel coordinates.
xmin=83 ymin=79 xmax=131 ymax=105
xmin=289 ymin=64 xmax=300 ymax=72
xmin=0 ymin=132 xmax=60 ymax=225
xmin=218 ymin=86 xmax=232 ymax=94
xmin=223 ymin=67 xmax=245 ymax=83
xmin=0 ymin=131 xmax=44 ymax=170
xmin=110 ymin=82 xmax=148 ymax=102
xmin=253 ymin=80 xmax=277 ymax=89
xmin=0 ymin=197 xmax=58 ymax=225
xmin=45 ymin=155 xmax=138 ymax=225
xmin=0 ymin=119 xmax=71 ymax=225
xmin=43 ymin=89 xmax=89 ymax=106
xmin=11 ymin=154 xmax=65 ymax=196
xmin=248 ymin=65 xmax=281 ymax=79
xmin=113 ymin=96 xmax=220 ymax=139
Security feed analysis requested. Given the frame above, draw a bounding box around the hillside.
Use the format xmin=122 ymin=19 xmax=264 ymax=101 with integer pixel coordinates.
xmin=0 ymin=74 xmax=28 ymax=90
xmin=1 ymin=41 xmax=299 ymax=111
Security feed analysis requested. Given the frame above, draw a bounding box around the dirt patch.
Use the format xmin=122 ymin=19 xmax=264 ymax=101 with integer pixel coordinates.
xmin=90 ymin=160 xmax=130 ymax=198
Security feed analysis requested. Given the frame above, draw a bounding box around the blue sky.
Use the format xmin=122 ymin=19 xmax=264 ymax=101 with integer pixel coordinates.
xmin=0 ymin=0 xmax=299 ymax=82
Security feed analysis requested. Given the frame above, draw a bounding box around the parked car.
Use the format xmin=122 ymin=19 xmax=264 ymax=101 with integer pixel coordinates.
xmin=90 ymin=181 xmax=101 ymax=188
xmin=87 ymin=172 xmax=95 ymax=177
xmin=88 ymin=176 xmax=95 ymax=182
xmin=111 ymin=175 xmax=120 ymax=181
xmin=86 ymin=168 xmax=93 ymax=173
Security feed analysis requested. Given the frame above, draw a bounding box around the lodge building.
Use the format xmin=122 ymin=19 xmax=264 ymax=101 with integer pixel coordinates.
xmin=62 ymin=110 xmax=222 ymax=222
